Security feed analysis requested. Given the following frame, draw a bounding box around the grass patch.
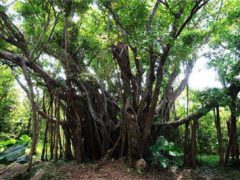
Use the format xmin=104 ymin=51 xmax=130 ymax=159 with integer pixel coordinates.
xmin=197 ymin=154 xmax=219 ymax=166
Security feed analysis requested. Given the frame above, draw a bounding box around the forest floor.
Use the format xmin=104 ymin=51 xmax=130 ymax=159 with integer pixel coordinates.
xmin=0 ymin=159 xmax=240 ymax=180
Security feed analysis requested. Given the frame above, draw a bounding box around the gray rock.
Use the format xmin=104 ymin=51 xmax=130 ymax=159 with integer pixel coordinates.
xmin=135 ymin=158 xmax=147 ymax=171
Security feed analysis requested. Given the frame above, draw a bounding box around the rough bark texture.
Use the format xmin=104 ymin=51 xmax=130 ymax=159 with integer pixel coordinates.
xmin=112 ymin=43 xmax=141 ymax=165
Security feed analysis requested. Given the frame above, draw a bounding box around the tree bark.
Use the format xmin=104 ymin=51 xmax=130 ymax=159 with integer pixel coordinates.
xmin=41 ymin=121 xmax=49 ymax=161
xmin=112 ymin=43 xmax=141 ymax=165
xmin=189 ymin=120 xmax=198 ymax=168
xmin=54 ymin=97 xmax=60 ymax=162
xmin=214 ymin=106 xmax=224 ymax=166
xmin=183 ymin=122 xmax=190 ymax=166
xmin=20 ymin=60 xmax=39 ymax=171
xmin=225 ymin=94 xmax=239 ymax=165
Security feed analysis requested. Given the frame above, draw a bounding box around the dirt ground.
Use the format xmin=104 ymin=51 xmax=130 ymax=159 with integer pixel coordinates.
xmin=0 ymin=160 xmax=239 ymax=180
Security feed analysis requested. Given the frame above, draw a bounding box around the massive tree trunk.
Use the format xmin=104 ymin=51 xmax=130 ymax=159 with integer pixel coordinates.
xmin=112 ymin=43 xmax=141 ymax=165
xmin=107 ymin=1 xmax=208 ymax=163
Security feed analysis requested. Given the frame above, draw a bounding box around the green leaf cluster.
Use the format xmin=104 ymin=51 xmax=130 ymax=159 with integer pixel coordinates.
xmin=0 ymin=134 xmax=31 ymax=153
xmin=150 ymin=136 xmax=182 ymax=169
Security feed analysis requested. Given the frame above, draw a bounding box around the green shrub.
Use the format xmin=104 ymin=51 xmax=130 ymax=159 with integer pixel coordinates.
xmin=0 ymin=134 xmax=30 ymax=163
xmin=0 ymin=134 xmax=30 ymax=152
xmin=197 ymin=154 xmax=219 ymax=166
xmin=150 ymin=136 xmax=183 ymax=168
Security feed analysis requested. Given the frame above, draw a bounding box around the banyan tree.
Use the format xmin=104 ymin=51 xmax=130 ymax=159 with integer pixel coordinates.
xmin=0 ymin=0 xmax=239 ymax=170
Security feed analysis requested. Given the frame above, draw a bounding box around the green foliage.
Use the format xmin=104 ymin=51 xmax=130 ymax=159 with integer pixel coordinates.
xmin=0 ymin=139 xmax=16 ymax=151
xmin=0 ymin=143 xmax=28 ymax=163
xmin=207 ymin=0 xmax=240 ymax=86
xmin=196 ymin=88 xmax=228 ymax=106
xmin=197 ymin=154 xmax=219 ymax=167
xmin=0 ymin=134 xmax=31 ymax=153
xmin=197 ymin=112 xmax=217 ymax=154
xmin=150 ymin=136 xmax=182 ymax=169
xmin=9 ymin=99 xmax=31 ymax=136
xmin=18 ymin=134 xmax=31 ymax=144
xmin=181 ymin=30 xmax=206 ymax=48
xmin=0 ymin=66 xmax=18 ymax=133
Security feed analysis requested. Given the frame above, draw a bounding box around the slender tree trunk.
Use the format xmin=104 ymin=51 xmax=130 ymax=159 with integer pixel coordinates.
xmin=59 ymin=129 xmax=63 ymax=159
xmin=214 ymin=106 xmax=224 ymax=166
xmin=54 ymin=97 xmax=60 ymax=162
xmin=41 ymin=95 xmax=49 ymax=161
xmin=63 ymin=125 xmax=73 ymax=161
xmin=41 ymin=121 xmax=49 ymax=161
xmin=49 ymin=98 xmax=54 ymax=160
xmin=225 ymin=119 xmax=231 ymax=164
xmin=20 ymin=60 xmax=38 ymax=171
xmin=183 ymin=122 xmax=190 ymax=166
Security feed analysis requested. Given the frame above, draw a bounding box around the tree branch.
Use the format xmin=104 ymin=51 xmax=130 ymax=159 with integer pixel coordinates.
xmin=146 ymin=0 xmax=161 ymax=34
xmin=156 ymin=102 xmax=215 ymax=128
xmin=0 ymin=50 xmax=60 ymax=91
xmin=174 ymin=0 xmax=209 ymax=38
